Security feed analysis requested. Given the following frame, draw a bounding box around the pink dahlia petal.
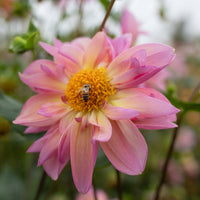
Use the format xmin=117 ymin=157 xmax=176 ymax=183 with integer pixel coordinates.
xmin=88 ymin=111 xmax=112 ymax=142
xmin=111 ymin=33 xmax=132 ymax=56
xmin=101 ymin=120 xmax=147 ymax=175
xmin=54 ymin=38 xmax=63 ymax=48
xmin=71 ymin=37 xmax=91 ymax=51
xmin=38 ymin=102 xmax=69 ymax=117
xmin=103 ymin=104 xmax=139 ymax=120
xmin=19 ymin=70 xmax=66 ymax=94
xmin=130 ymin=87 xmax=170 ymax=102
xmin=40 ymin=41 xmax=83 ymax=73
xmin=84 ymin=32 xmax=114 ymax=68
xmin=40 ymin=64 xmax=69 ymax=83
xmin=107 ymin=44 xmax=175 ymax=87
xmin=132 ymin=43 xmax=175 ymax=67
xmin=23 ymin=60 xmax=56 ymax=75
xmin=58 ymin=43 xmax=85 ymax=71
xmin=121 ymin=9 xmax=140 ymax=45
xmin=111 ymin=88 xmax=179 ymax=118
xmin=27 ymin=136 xmax=48 ymax=153
xmin=107 ymin=49 xmax=146 ymax=78
xmin=58 ymin=131 xmax=70 ymax=163
xmin=70 ymin=123 xmax=98 ymax=193
xmin=25 ymin=126 xmax=49 ymax=134
xmin=38 ymin=127 xmax=61 ymax=166
xmin=43 ymin=155 xmax=68 ymax=180
xmin=59 ymin=110 xmax=75 ymax=134
xmin=13 ymin=94 xmax=63 ymax=127
xmin=133 ymin=116 xmax=177 ymax=129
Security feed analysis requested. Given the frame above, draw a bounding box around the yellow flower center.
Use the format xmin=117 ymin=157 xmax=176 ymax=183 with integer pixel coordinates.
xmin=65 ymin=67 xmax=116 ymax=113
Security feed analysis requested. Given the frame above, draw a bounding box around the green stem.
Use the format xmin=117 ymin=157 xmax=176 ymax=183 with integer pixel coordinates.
xmin=34 ymin=170 xmax=47 ymax=200
xmin=99 ymin=0 xmax=116 ymax=31
xmin=116 ymin=169 xmax=123 ymax=200
xmin=93 ymin=175 xmax=98 ymax=200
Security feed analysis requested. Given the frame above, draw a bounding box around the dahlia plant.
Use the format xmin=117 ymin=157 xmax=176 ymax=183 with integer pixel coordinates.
xmin=14 ymin=31 xmax=179 ymax=193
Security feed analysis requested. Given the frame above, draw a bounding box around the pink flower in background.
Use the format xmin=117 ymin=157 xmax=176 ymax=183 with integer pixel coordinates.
xmin=76 ymin=187 xmax=117 ymax=200
xmin=169 ymin=53 xmax=188 ymax=79
xmin=13 ymin=31 xmax=178 ymax=193
xmin=121 ymin=9 xmax=145 ymax=46
xmin=175 ymin=126 xmax=196 ymax=152
xmin=167 ymin=160 xmax=184 ymax=185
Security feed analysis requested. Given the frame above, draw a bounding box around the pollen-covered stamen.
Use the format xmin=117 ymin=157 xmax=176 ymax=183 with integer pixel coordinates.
xmin=65 ymin=67 xmax=116 ymax=112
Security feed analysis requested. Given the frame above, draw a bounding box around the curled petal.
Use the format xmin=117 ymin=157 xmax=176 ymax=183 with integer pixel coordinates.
xmin=111 ymin=33 xmax=132 ymax=56
xmin=89 ymin=111 xmax=112 ymax=142
xmin=101 ymin=120 xmax=147 ymax=175
xmin=107 ymin=43 xmax=175 ymax=85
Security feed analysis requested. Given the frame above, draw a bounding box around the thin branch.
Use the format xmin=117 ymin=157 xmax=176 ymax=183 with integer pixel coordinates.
xmin=93 ymin=176 xmax=98 ymax=200
xmin=99 ymin=0 xmax=116 ymax=31
xmin=154 ymin=81 xmax=200 ymax=200
xmin=116 ymin=169 xmax=123 ymax=200
xmin=34 ymin=170 xmax=47 ymax=200
xmin=187 ymin=81 xmax=200 ymax=102
xmin=76 ymin=0 xmax=84 ymax=36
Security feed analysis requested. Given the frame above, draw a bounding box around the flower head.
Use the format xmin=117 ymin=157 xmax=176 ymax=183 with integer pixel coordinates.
xmin=13 ymin=32 xmax=179 ymax=193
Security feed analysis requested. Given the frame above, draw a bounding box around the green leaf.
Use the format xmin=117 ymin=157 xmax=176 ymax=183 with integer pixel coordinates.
xmin=0 ymin=91 xmax=45 ymax=139
xmin=99 ymin=0 xmax=110 ymax=10
xmin=0 ymin=90 xmax=27 ymax=134
xmin=0 ymin=91 xmax=22 ymax=122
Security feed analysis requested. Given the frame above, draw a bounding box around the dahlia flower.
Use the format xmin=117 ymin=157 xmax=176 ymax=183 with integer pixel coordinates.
xmin=13 ymin=32 xmax=179 ymax=193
